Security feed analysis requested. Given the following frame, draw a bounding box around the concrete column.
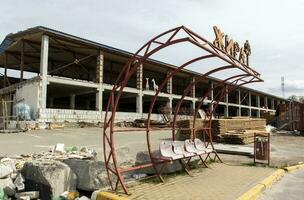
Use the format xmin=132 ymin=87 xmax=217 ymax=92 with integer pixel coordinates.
xmin=248 ymin=91 xmax=252 ymax=117
xmin=224 ymin=106 xmax=229 ymax=117
xmin=210 ymin=81 xmax=214 ymax=111
xmin=96 ymin=51 xmax=104 ymax=83
xmin=167 ymin=97 xmax=173 ymax=114
xmin=96 ymin=87 xmax=103 ymax=112
xmin=85 ymin=100 xmax=90 ymax=109
xmin=210 ymin=81 xmax=214 ymax=101
xmin=225 ymin=85 xmax=229 ymax=117
xmin=167 ymin=71 xmax=172 ymax=94
xmin=49 ymin=97 xmax=54 ymax=108
xmin=136 ymin=94 xmax=143 ymax=118
xmin=257 ymin=95 xmax=261 ymax=108
xmin=271 ymin=99 xmax=275 ymax=110
xmin=137 ymin=64 xmax=143 ymax=90
xmin=238 ymin=106 xmax=241 ymax=116
xmin=192 ymin=77 xmax=195 ymax=98
xmin=39 ymin=35 xmax=49 ymax=109
xmin=238 ymin=89 xmax=241 ymax=104
xmin=264 ymin=96 xmax=268 ymax=109
xmin=70 ymin=94 xmax=75 ymax=109
xmin=257 ymin=110 xmax=261 ymax=118
xmin=192 ymin=100 xmax=196 ymax=111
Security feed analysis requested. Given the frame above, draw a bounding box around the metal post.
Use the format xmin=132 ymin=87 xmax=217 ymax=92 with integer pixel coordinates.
xmin=70 ymin=94 xmax=75 ymax=109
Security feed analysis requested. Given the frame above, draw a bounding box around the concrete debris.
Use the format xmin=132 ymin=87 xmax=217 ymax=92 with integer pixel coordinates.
xmin=21 ymin=160 xmax=77 ymax=200
xmin=0 ymin=145 xmax=98 ymax=198
xmin=14 ymin=173 xmax=25 ymax=191
xmin=15 ymin=191 xmax=39 ymax=199
xmin=0 ymin=165 xmax=14 ymax=179
xmin=0 ymin=158 xmax=16 ymax=179
xmin=53 ymin=143 xmax=65 ymax=153
xmin=63 ymin=159 xmax=108 ymax=191
xmin=0 ymin=177 xmax=16 ymax=196
xmin=59 ymin=191 xmax=79 ymax=199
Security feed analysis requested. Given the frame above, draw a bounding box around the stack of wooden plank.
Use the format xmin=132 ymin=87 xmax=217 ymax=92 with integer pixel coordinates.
xmin=213 ymin=118 xmax=266 ymax=144
xmin=176 ymin=119 xmax=209 ymax=136
xmin=176 ymin=117 xmax=266 ymax=144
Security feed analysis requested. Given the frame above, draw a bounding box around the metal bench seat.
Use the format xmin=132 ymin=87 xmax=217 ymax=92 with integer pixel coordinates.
xmin=194 ymin=138 xmax=213 ymax=153
xmin=159 ymin=141 xmax=184 ymax=160
xmin=172 ymin=141 xmax=196 ymax=157
xmin=184 ymin=139 xmax=207 ymax=155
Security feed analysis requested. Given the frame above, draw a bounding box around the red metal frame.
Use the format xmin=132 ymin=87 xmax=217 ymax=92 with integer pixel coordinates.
xmin=102 ymin=26 xmax=263 ymax=194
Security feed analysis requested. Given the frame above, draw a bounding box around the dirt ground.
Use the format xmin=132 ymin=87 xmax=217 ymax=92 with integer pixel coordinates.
xmin=0 ymin=128 xmax=303 ymax=167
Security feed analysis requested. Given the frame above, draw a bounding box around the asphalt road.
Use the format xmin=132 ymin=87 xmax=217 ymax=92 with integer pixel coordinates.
xmin=259 ymin=169 xmax=304 ymax=200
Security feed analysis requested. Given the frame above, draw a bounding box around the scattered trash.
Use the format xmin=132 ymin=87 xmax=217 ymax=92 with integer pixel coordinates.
xmin=266 ymin=125 xmax=277 ymax=133
xmin=132 ymin=173 xmax=147 ymax=179
xmin=53 ymin=143 xmax=65 ymax=153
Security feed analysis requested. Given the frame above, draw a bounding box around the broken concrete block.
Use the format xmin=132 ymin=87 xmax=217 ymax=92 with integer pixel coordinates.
xmin=14 ymin=173 xmax=25 ymax=191
xmin=0 ymin=177 xmax=16 ymax=197
xmin=15 ymin=191 xmax=39 ymax=199
xmin=135 ymin=150 xmax=182 ymax=174
xmin=63 ymin=159 xmax=108 ymax=191
xmin=0 ymin=165 xmax=14 ymax=179
xmin=21 ymin=160 xmax=77 ymax=200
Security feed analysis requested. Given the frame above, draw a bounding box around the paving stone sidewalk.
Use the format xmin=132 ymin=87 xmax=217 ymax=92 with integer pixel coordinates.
xmin=123 ymin=163 xmax=275 ymax=200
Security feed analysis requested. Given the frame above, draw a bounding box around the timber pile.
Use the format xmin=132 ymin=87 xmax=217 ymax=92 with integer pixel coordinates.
xmin=176 ymin=119 xmax=209 ymax=139
xmin=213 ymin=118 xmax=266 ymax=144
xmin=176 ymin=118 xmax=266 ymax=144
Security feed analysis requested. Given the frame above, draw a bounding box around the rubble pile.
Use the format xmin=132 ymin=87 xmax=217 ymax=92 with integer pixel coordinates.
xmin=0 ymin=144 xmax=100 ymax=200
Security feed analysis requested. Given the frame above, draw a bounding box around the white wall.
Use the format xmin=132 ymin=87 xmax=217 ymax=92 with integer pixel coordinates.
xmin=15 ymin=80 xmax=40 ymax=119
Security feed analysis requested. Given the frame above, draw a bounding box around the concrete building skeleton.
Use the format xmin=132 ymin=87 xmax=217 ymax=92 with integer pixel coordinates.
xmin=0 ymin=26 xmax=286 ymax=123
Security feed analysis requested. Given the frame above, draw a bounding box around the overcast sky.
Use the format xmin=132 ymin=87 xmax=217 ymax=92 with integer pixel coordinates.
xmin=1 ymin=0 xmax=304 ymax=98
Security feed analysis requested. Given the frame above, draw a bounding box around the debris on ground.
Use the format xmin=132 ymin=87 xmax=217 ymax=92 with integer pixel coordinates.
xmin=0 ymin=144 xmax=99 ymax=199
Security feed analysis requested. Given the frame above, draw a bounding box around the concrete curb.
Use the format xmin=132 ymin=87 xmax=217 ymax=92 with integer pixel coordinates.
xmin=283 ymin=163 xmax=304 ymax=172
xmin=236 ymin=169 xmax=285 ymax=200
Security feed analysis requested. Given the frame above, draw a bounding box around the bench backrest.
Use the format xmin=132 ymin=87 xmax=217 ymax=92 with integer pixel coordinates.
xmin=160 ymin=141 xmax=174 ymax=158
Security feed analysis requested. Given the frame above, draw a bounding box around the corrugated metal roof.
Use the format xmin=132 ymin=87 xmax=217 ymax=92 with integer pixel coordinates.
xmin=0 ymin=26 xmax=286 ymax=101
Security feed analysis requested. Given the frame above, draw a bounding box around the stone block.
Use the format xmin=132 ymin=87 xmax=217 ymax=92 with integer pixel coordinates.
xmin=21 ymin=160 xmax=76 ymax=200
xmin=63 ymin=159 xmax=108 ymax=191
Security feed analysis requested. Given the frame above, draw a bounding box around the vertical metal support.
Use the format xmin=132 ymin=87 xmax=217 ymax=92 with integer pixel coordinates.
xmin=40 ymin=35 xmax=49 ymax=109
xmin=20 ymin=40 xmax=24 ymax=82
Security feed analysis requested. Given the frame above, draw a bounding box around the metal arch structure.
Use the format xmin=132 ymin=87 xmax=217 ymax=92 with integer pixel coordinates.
xmin=103 ymin=26 xmax=263 ymax=194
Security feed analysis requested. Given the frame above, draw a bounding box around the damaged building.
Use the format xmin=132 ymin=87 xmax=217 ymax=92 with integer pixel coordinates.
xmin=0 ymin=26 xmax=286 ymax=123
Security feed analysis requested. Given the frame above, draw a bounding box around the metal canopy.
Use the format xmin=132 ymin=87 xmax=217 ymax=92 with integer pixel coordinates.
xmin=102 ymin=26 xmax=263 ymax=194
